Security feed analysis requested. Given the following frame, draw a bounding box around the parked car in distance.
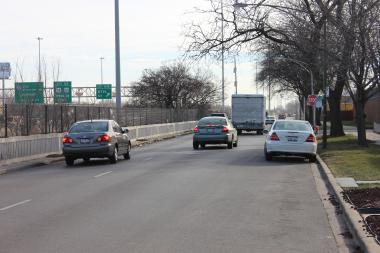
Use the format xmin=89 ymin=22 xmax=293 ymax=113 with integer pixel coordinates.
xmin=209 ymin=113 xmax=229 ymax=118
xmin=265 ymin=116 xmax=276 ymax=125
xmin=264 ymin=120 xmax=317 ymax=162
xmin=278 ymin=113 xmax=287 ymax=119
xmin=193 ymin=116 xmax=238 ymax=149
xmin=62 ymin=120 xmax=131 ymax=166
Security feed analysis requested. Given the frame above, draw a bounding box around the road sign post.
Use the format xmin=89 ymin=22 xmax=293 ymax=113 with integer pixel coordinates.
xmin=96 ymin=84 xmax=112 ymax=99
xmin=54 ymin=81 xmax=72 ymax=104
xmin=0 ymin=62 xmax=11 ymax=107
xmin=15 ymin=82 xmax=44 ymax=104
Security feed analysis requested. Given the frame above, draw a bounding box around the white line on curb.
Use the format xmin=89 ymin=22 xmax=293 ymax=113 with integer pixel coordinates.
xmin=94 ymin=171 xmax=113 ymax=178
xmin=0 ymin=199 xmax=32 ymax=211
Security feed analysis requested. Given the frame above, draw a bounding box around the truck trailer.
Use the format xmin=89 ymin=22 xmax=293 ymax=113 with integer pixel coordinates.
xmin=231 ymin=94 xmax=266 ymax=135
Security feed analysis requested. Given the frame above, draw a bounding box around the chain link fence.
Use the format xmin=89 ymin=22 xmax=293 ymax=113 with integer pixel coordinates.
xmin=0 ymin=104 xmax=204 ymax=138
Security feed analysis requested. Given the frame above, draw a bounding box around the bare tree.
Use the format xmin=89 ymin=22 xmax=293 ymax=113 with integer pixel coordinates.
xmin=130 ymin=62 xmax=221 ymax=108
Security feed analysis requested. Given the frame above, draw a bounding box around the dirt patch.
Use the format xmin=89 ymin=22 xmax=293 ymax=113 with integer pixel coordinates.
xmin=344 ymin=188 xmax=380 ymax=209
xmin=365 ymin=216 xmax=380 ymax=242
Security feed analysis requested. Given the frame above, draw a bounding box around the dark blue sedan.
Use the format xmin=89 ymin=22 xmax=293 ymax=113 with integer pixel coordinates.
xmin=193 ymin=116 xmax=238 ymax=149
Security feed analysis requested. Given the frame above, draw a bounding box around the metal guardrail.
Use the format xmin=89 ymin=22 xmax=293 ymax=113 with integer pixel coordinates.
xmin=0 ymin=104 xmax=201 ymax=138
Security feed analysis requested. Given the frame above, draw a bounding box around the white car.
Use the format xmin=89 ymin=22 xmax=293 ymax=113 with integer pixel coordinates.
xmin=264 ymin=120 xmax=317 ymax=162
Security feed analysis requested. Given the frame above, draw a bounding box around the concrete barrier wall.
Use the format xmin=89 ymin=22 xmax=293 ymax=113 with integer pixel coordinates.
xmin=0 ymin=121 xmax=196 ymax=164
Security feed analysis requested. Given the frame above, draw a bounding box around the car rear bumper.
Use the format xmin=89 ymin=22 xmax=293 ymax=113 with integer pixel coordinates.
xmin=266 ymin=142 xmax=317 ymax=156
xmin=193 ymin=134 xmax=231 ymax=144
xmin=63 ymin=144 xmax=114 ymax=158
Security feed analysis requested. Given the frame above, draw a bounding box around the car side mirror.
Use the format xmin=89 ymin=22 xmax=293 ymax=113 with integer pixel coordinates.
xmin=122 ymin=127 xmax=129 ymax=133
xmin=263 ymin=129 xmax=269 ymax=134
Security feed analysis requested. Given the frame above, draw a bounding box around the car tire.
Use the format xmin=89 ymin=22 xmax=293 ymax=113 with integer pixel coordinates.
xmin=237 ymin=130 xmax=242 ymax=135
xmin=200 ymin=144 xmax=206 ymax=148
xmin=109 ymin=147 xmax=118 ymax=164
xmin=123 ymin=143 xmax=131 ymax=160
xmin=227 ymin=141 xmax=233 ymax=149
xmin=65 ymin=157 xmax=75 ymax=166
xmin=193 ymin=142 xmax=199 ymax=150
xmin=233 ymin=139 xmax=238 ymax=147
xmin=265 ymin=152 xmax=272 ymax=161
xmin=83 ymin=157 xmax=90 ymax=163
xmin=257 ymin=130 xmax=263 ymax=135
xmin=309 ymin=155 xmax=316 ymax=163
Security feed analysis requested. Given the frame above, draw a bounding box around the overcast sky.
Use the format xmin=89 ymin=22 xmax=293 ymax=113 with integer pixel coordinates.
xmin=0 ymin=0 xmax=287 ymax=107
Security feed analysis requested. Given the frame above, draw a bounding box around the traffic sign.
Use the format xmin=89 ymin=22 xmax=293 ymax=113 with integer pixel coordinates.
xmin=15 ymin=82 xmax=44 ymax=104
xmin=54 ymin=81 xmax=72 ymax=103
xmin=0 ymin=62 xmax=11 ymax=79
xmin=307 ymin=95 xmax=317 ymax=106
xmin=96 ymin=84 xmax=112 ymax=99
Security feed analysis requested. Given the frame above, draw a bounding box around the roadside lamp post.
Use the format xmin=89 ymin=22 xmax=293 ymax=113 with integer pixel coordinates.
xmin=221 ymin=0 xmax=225 ymax=111
xmin=37 ymin=37 xmax=43 ymax=82
xmin=100 ymin=57 xmax=105 ymax=84
xmin=114 ymin=0 xmax=122 ymax=122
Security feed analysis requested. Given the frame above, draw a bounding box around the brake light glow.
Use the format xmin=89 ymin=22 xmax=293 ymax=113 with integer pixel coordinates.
xmin=270 ymin=132 xmax=280 ymax=141
xmin=97 ymin=134 xmax=110 ymax=142
xmin=306 ymin=134 xmax=316 ymax=142
xmin=193 ymin=127 xmax=199 ymax=133
xmin=222 ymin=127 xmax=229 ymax=133
xmin=63 ymin=137 xmax=73 ymax=144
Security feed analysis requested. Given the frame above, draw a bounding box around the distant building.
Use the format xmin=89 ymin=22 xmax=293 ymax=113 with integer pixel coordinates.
xmin=365 ymin=90 xmax=380 ymax=126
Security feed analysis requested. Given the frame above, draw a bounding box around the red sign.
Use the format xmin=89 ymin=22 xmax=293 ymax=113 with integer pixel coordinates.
xmin=307 ymin=95 xmax=317 ymax=106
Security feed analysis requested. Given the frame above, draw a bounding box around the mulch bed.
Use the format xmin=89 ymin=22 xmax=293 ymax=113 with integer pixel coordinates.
xmin=365 ymin=216 xmax=380 ymax=243
xmin=345 ymin=188 xmax=380 ymax=242
xmin=344 ymin=188 xmax=380 ymax=209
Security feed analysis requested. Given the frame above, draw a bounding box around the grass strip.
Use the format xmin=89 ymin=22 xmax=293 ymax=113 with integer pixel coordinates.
xmin=318 ymin=135 xmax=380 ymax=181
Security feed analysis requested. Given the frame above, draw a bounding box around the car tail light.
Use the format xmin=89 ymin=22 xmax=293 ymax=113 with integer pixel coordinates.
xmin=270 ymin=132 xmax=280 ymax=141
xmin=306 ymin=134 xmax=316 ymax=142
xmin=63 ymin=136 xmax=73 ymax=144
xmin=97 ymin=134 xmax=110 ymax=142
xmin=193 ymin=127 xmax=199 ymax=133
xmin=222 ymin=127 xmax=229 ymax=133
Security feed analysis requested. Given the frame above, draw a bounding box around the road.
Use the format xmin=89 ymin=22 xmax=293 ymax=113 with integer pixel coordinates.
xmin=0 ymin=134 xmax=338 ymax=253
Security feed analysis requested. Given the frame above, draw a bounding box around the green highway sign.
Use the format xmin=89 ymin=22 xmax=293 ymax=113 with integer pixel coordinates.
xmin=96 ymin=84 xmax=112 ymax=99
xmin=15 ymin=82 xmax=44 ymax=104
xmin=54 ymin=81 xmax=72 ymax=103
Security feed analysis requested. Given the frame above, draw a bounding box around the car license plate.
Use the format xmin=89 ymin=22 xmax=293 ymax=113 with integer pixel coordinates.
xmin=207 ymin=129 xmax=214 ymax=133
xmin=80 ymin=138 xmax=90 ymax=144
xmin=287 ymin=136 xmax=298 ymax=142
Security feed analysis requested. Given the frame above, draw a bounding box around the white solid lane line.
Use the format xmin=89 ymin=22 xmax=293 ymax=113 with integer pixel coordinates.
xmin=143 ymin=157 xmax=153 ymax=161
xmin=0 ymin=199 xmax=32 ymax=211
xmin=94 ymin=171 xmax=113 ymax=178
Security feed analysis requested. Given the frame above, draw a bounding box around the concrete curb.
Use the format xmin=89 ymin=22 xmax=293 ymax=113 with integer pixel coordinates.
xmin=317 ymin=155 xmax=379 ymax=252
xmin=0 ymin=129 xmax=192 ymax=176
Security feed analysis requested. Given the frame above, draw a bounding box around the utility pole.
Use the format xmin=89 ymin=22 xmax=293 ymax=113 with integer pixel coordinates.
xmin=114 ymin=0 xmax=121 ymax=121
xmin=221 ymin=0 xmax=225 ymax=111
xmin=323 ymin=21 xmax=328 ymax=148
xmin=37 ymin=37 xmax=43 ymax=82
xmin=100 ymin=57 xmax=104 ymax=84
xmin=233 ymin=57 xmax=237 ymax=94
xmin=255 ymin=63 xmax=258 ymax=94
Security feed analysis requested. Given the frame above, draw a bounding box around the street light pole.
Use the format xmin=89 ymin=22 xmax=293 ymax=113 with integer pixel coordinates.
xmin=114 ymin=0 xmax=121 ymax=121
xmin=37 ymin=37 xmax=43 ymax=82
xmin=221 ymin=0 xmax=225 ymax=111
xmin=100 ymin=57 xmax=104 ymax=84
xmin=233 ymin=56 xmax=237 ymax=94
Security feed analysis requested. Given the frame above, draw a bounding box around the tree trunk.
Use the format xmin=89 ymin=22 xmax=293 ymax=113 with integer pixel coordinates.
xmin=355 ymin=99 xmax=368 ymax=146
xmin=328 ymin=87 xmax=345 ymax=137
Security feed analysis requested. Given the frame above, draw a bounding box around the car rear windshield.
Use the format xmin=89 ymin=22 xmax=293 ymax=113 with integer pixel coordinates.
xmin=198 ymin=118 xmax=227 ymax=126
xmin=69 ymin=122 xmax=108 ymax=133
xmin=273 ymin=121 xmax=311 ymax=131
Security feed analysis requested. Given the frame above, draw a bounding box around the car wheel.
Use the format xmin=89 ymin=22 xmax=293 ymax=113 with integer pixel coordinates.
xmin=65 ymin=157 xmax=75 ymax=166
xmin=124 ymin=143 xmax=131 ymax=160
xmin=193 ymin=142 xmax=199 ymax=150
xmin=237 ymin=130 xmax=242 ymax=135
xmin=83 ymin=157 xmax=90 ymax=163
xmin=227 ymin=141 xmax=233 ymax=149
xmin=200 ymin=144 xmax=206 ymax=148
xmin=109 ymin=147 xmax=118 ymax=164
xmin=309 ymin=155 xmax=316 ymax=163
xmin=233 ymin=139 xmax=238 ymax=147
xmin=264 ymin=147 xmax=272 ymax=161
xmin=257 ymin=130 xmax=263 ymax=135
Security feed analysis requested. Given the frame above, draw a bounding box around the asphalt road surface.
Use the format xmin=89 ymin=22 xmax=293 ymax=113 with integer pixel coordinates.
xmin=0 ymin=134 xmax=338 ymax=253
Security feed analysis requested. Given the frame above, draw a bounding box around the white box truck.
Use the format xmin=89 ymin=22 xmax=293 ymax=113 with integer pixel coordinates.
xmin=231 ymin=94 xmax=266 ymax=135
